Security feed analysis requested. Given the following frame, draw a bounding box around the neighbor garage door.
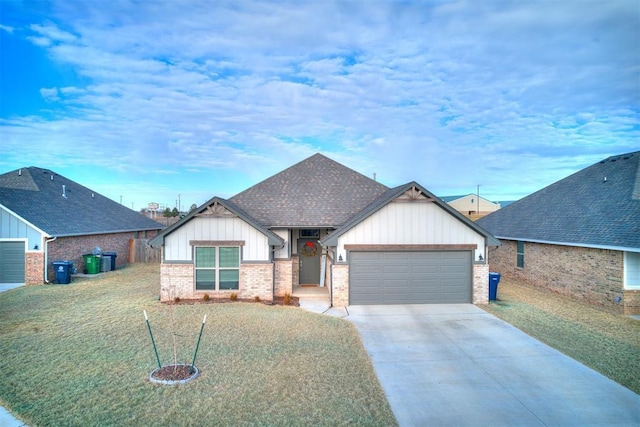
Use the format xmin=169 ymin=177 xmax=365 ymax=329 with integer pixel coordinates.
xmin=0 ymin=241 xmax=26 ymax=285
xmin=349 ymin=251 xmax=471 ymax=305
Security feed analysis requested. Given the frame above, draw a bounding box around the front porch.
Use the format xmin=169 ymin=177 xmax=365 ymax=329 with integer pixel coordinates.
xmin=293 ymin=285 xmax=331 ymax=313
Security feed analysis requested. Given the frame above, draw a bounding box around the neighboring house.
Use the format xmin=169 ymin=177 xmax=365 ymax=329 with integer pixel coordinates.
xmin=441 ymin=194 xmax=501 ymax=218
xmin=477 ymin=151 xmax=640 ymax=315
xmin=0 ymin=167 xmax=163 ymax=285
xmin=150 ymin=154 xmax=500 ymax=307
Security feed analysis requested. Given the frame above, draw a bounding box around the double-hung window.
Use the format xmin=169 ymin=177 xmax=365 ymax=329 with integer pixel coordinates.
xmin=516 ymin=241 xmax=525 ymax=268
xmin=195 ymin=246 xmax=240 ymax=290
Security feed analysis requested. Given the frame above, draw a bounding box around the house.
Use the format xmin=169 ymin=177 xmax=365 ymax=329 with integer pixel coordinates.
xmin=150 ymin=154 xmax=500 ymax=307
xmin=440 ymin=194 xmax=501 ymax=218
xmin=477 ymin=151 xmax=640 ymax=315
xmin=0 ymin=167 xmax=164 ymax=285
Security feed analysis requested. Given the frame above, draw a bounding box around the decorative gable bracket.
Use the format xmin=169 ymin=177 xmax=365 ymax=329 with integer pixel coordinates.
xmin=196 ymin=201 xmax=237 ymax=217
xmin=395 ymin=185 xmax=434 ymax=202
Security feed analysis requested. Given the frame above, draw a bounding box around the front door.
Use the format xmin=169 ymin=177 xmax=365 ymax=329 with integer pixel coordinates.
xmin=298 ymin=239 xmax=320 ymax=285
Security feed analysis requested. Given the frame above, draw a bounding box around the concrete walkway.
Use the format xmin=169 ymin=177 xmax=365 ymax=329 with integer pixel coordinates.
xmin=346 ymin=304 xmax=640 ymax=427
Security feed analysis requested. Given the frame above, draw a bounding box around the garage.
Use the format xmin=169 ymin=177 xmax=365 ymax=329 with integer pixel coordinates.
xmin=0 ymin=240 xmax=26 ymax=285
xmin=349 ymin=251 xmax=472 ymax=305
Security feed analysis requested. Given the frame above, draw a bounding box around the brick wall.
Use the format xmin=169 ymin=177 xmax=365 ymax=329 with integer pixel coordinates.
xmin=274 ymin=259 xmax=293 ymax=297
xmin=160 ymin=262 xmax=274 ymax=302
xmin=473 ymin=262 xmax=489 ymax=304
xmin=331 ymin=264 xmax=349 ymax=307
xmin=47 ymin=231 xmax=158 ymax=282
xmin=25 ymin=251 xmax=44 ymax=285
xmin=623 ymin=290 xmax=640 ymax=315
xmin=488 ymin=240 xmax=629 ymax=314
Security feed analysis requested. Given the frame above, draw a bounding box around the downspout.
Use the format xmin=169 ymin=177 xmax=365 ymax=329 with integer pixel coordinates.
xmin=271 ymin=246 xmax=276 ymax=304
xmin=44 ymin=236 xmax=57 ymax=283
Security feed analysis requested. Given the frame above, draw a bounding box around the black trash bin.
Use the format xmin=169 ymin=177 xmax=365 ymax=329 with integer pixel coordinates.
xmin=488 ymin=272 xmax=501 ymax=301
xmin=102 ymin=252 xmax=117 ymax=271
xmin=53 ymin=261 xmax=74 ymax=284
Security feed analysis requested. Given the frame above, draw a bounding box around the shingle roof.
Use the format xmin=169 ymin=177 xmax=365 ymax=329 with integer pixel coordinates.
xmin=321 ymin=182 xmax=501 ymax=247
xmin=477 ymin=151 xmax=640 ymax=251
xmin=0 ymin=167 xmax=163 ymax=236
xmin=229 ymin=153 xmax=389 ymax=227
xmin=148 ymin=196 xmax=284 ymax=247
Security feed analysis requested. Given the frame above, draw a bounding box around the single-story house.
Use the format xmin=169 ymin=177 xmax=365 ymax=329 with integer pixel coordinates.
xmin=477 ymin=151 xmax=640 ymax=315
xmin=440 ymin=194 xmax=501 ymax=217
xmin=0 ymin=167 xmax=164 ymax=285
xmin=150 ymin=154 xmax=500 ymax=307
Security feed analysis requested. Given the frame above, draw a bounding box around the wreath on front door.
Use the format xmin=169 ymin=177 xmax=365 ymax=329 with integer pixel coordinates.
xmin=300 ymin=241 xmax=317 ymax=257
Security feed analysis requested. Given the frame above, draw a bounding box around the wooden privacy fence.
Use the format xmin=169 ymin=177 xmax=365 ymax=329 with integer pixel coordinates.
xmin=129 ymin=239 xmax=161 ymax=263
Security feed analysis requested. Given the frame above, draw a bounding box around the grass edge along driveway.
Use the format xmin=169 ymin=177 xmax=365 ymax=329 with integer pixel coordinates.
xmin=0 ymin=264 xmax=397 ymax=427
xmin=481 ymin=279 xmax=640 ymax=395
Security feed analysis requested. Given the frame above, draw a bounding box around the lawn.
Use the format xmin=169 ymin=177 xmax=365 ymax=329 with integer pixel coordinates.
xmin=481 ymin=279 xmax=640 ymax=395
xmin=0 ymin=264 xmax=397 ymax=426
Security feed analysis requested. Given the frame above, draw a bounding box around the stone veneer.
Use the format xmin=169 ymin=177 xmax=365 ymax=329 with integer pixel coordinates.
xmin=160 ymin=262 xmax=274 ymax=302
xmin=488 ymin=240 xmax=638 ymax=315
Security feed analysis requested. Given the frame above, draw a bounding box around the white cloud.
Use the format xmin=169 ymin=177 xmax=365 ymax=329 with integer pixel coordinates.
xmin=1 ymin=0 xmax=638 ymax=208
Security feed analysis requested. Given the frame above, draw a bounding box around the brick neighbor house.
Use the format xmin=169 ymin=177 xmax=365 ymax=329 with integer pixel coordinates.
xmin=149 ymin=153 xmax=500 ymax=307
xmin=477 ymin=151 xmax=640 ymax=315
xmin=0 ymin=167 xmax=163 ymax=285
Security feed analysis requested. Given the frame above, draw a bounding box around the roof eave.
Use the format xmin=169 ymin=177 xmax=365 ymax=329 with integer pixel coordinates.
xmin=494 ymin=236 xmax=640 ymax=253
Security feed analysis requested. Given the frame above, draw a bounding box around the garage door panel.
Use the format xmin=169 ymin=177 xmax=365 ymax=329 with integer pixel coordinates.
xmin=350 ymin=251 xmax=471 ymax=305
xmin=0 ymin=241 xmax=26 ymax=284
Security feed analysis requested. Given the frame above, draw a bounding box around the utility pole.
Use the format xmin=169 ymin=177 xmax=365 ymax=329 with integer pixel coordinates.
xmin=178 ymin=194 xmax=181 ymax=213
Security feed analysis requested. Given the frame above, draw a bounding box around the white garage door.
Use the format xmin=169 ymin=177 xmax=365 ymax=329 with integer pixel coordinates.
xmin=0 ymin=241 xmax=26 ymax=285
xmin=349 ymin=251 xmax=472 ymax=305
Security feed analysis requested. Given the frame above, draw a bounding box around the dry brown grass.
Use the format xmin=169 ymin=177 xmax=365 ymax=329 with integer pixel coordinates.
xmin=0 ymin=263 xmax=396 ymax=426
xmin=481 ymin=279 xmax=640 ymax=394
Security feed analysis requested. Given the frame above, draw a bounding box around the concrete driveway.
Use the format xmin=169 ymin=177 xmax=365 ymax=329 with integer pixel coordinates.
xmin=347 ymin=304 xmax=640 ymax=427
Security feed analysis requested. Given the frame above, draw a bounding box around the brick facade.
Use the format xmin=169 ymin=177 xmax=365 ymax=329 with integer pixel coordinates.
xmin=25 ymin=251 xmax=44 ymax=285
xmin=331 ymin=263 xmax=349 ymax=307
xmin=45 ymin=231 xmax=158 ymax=282
xmin=488 ymin=240 xmax=636 ymax=314
xmin=160 ymin=262 xmax=275 ymax=302
xmin=274 ymin=259 xmax=293 ymax=297
xmin=473 ymin=262 xmax=489 ymax=304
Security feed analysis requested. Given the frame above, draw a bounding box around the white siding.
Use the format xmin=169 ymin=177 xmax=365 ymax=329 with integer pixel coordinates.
xmin=272 ymin=228 xmax=290 ymax=259
xmin=0 ymin=206 xmax=43 ymax=250
xmin=164 ymin=216 xmax=270 ymax=262
xmin=337 ymin=201 xmax=486 ymax=259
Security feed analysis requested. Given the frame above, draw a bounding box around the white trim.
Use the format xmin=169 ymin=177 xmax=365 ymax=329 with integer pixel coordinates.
xmin=494 ymin=236 xmax=640 ymax=254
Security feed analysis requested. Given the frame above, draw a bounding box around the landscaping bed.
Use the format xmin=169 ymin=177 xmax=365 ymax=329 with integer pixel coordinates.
xmin=481 ymin=279 xmax=640 ymax=394
xmin=0 ymin=264 xmax=396 ymax=426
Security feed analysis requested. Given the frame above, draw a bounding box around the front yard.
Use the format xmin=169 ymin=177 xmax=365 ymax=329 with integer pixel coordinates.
xmin=0 ymin=264 xmax=396 ymax=426
xmin=482 ymin=279 xmax=640 ymax=395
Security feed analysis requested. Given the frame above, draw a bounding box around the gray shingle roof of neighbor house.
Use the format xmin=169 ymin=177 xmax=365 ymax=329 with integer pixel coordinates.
xmin=148 ymin=196 xmax=284 ymax=247
xmin=321 ymin=181 xmax=501 ymax=247
xmin=0 ymin=166 xmax=164 ymax=236
xmin=476 ymin=151 xmax=640 ymax=251
xmin=229 ymin=153 xmax=390 ymax=227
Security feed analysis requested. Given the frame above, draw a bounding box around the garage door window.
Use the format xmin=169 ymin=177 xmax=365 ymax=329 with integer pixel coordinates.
xmin=195 ymin=246 xmax=240 ymax=290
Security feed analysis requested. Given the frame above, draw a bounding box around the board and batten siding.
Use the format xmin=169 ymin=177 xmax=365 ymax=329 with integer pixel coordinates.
xmin=337 ymin=202 xmax=486 ymax=258
xmin=0 ymin=206 xmax=43 ymax=250
xmin=164 ymin=216 xmax=271 ymax=262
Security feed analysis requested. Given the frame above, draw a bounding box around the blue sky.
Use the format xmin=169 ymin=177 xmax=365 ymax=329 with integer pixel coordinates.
xmin=1 ymin=0 xmax=638 ymax=212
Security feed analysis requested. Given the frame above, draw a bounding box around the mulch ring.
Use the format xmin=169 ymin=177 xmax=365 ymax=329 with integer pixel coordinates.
xmin=150 ymin=364 xmax=199 ymax=385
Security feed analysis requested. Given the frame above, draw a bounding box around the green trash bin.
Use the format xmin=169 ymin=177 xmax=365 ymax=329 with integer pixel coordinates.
xmin=83 ymin=254 xmax=101 ymax=274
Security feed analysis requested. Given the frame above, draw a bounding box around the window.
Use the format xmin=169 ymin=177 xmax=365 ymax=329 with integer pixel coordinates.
xmin=516 ymin=241 xmax=525 ymax=268
xmin=624 ymin=252 xmax=640 ymax=290
xmin=195 ymin=246 xmax=240 ymax=290
xmin=300 ymin=229 xmax=320 ymax=238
